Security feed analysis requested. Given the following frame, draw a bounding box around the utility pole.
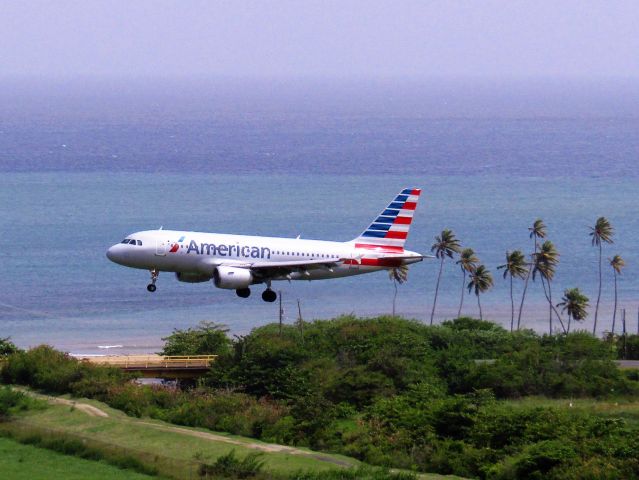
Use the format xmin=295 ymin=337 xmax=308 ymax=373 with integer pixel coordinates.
xmin=623 ymin=308 xmax=627 ymax=359
xmin=297 ymin=299 xmax=304 ymax=343
xmin=278 ymin=291 xmax=283 ymax=336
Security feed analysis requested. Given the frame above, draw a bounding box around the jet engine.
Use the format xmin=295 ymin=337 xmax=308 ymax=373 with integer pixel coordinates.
xmin=175 ymin=272 xmax=212 ymax=283
xmin=213 ymin=266 xmax=253 ymax=289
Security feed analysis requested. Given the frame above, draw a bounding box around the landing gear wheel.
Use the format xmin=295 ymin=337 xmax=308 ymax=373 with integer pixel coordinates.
xmin=262 ymin=289 xmax=277 ymax=303
xmin=147 ymin=269 xmax=159 ymax=292
xmin=236 ymin=287 xmax=251 ymax=298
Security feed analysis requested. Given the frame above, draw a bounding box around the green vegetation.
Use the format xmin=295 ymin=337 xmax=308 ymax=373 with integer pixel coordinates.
xmin=6 ymin=316 xmax=639 ymax=478
xmin=0 ymin=336 xmax=19 ymax=356
xmin=0 ymin=436 xmax=156 ymax=480
xmin=0 ymin=386 xmax=42 ymax=420
xmin=161 ymin=321 xmax=232 ymax=356
xmin=198 ymin=450 xmax=266 ymax=478
xmin=1 ymin=396 xmax=446 ymax=479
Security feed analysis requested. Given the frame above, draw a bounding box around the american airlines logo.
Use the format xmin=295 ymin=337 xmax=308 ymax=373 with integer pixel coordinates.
xmin=171 ymin=238 xmax=272 ymax=259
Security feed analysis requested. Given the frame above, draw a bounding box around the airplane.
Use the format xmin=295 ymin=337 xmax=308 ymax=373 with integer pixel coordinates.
xmin=106 ymin=188 xmax=424 ymax=302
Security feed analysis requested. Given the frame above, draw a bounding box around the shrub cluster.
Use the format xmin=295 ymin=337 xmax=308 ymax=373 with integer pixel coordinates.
xmin=107 ymin=383 xmax=289 ymax=439
xmin=0 ymin=337 xmax=19 ymax=356
xmin=1 ymin=345 xmax=128 ymax=396
xmin=4 ymin=316 xmax=639 ymax=479
xmin=0 ymin=386 xmax=42 ymax=420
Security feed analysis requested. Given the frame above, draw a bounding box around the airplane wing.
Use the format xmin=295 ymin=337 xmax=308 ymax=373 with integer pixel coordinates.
xmin=208 ymin=258 xmax=342 ymax=280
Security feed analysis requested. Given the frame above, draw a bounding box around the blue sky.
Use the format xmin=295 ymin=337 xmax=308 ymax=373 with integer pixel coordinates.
xmin=1 ymin=1 xmax=638 ymax=78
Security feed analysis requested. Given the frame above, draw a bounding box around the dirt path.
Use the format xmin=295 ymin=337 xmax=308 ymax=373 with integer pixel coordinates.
xmin=12 ymin=387 xmax=109 ymax=418
xmin=135 ymin=421 xmax=353 ymax=466
xmin=11 ymin=386 xmax=352 ymax=467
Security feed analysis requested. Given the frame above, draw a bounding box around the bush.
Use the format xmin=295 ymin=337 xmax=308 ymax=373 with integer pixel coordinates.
xmin=0 ymin=386 xmax=40 ymax=419
xmin=198 ymin=450 xmax=265 ymax=479
xmin=161 ymin=321 xmax=231 ymax=356
xmin=291 ymin=466 xmax=417 ymax=479
xmin=0 ymin=337 xmax=19 ymax=356
xmin=1 ymin=345 xmax=127 ymax=395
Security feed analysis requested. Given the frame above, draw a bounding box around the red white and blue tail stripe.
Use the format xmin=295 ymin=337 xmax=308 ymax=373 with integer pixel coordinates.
xmin=352 ymin=188 xmax=421 ymax=252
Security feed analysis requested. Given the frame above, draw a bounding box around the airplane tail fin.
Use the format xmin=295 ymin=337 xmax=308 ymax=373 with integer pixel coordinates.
xmin=351 ymin=188 xmax=422 ymax=251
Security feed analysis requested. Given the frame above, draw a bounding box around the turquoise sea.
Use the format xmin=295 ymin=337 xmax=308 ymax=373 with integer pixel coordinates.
xmin=1 ymin=78 xmax=638 ymax=353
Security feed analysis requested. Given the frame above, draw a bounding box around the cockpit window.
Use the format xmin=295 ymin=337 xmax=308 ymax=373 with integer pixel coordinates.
xmin=137 ymin=240 xmax=142 ymax=246
xmin=121 ymin=239 xmax=130 ymax=244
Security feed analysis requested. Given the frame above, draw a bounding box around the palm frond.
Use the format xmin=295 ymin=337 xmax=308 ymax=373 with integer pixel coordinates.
xmin=590 ymin=217 xmax=614 ymax=246
xmin=557 ymin=287 xmax=589 ymax=321
xmin=388 ymin=265 xmax=409 ymax=284
xmin=529 ymin=219 xmax=547 ymax=240
xmin=456 ymin=248 xmax=479 ymax=273
xmin=532 ymin=240 xmax=559 ymax=282
xmin=497 ymin=250 xmax=528 ymax=280
xmin=467 ymin=264 xmax=494 ymax=296
xmin=609 ymin=254 xmax=625 ymax=274
xmin=431 ymin=229 xmax=461 ymax=259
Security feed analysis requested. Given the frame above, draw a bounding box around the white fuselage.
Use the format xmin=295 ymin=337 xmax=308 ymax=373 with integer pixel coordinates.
xmin=107 ymin=229 xmax=422 ymax=282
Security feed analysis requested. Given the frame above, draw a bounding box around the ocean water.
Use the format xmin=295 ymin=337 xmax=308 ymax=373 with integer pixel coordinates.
xmin=1 ymin=78 xmax=638 ymax=354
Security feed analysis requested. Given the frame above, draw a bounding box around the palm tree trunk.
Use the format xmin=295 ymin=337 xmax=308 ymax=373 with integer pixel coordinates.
xmin=548 ymin=281 xmax=553 ymax=335
xmin=594 ymin=243 xmax=602 ymax=335
xmin=510 ymin=275 xmax=515 ymax=332
xmin=392 ymin=279 xmax=397 ymax=316
xmin=541 ymin=276 xmax=567 ymax=334
xmin=517 ymin=267 xmax=531 ymax=330
xmin=567 ymin=313 xmax=572 ymax=333
xmin=457 ymin=271 xmax=466 ymax=318
xmin=477 ymin=294 xmax=483 ymax=321
xmin=430 ymin=257 xmax=444 ymax=325
xmin=612 ymin=272 xmax=618 ymax=334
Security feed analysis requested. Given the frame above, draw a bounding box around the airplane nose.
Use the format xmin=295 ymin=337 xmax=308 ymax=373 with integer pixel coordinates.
xmin=106 ymin=244 xmax=125 ymax=264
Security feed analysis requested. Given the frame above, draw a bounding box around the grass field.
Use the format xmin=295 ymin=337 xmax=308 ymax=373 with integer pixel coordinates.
xmin=0 ymin=436 xmax=155 ymax=480
xmin=504 ymin=396 xmax=639 ymax=425
xmin=4 ymin=389 xmax=463 ymax=480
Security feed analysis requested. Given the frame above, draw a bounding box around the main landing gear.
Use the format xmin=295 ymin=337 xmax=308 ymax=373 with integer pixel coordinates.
xmin=147 ymin=269 xmax=159 ymax=292
xmin=236 ymin=286 xmax=276 ymax=302
xmin=261 ymin=289 xmax=277 ymax=303
xmin=236 ymin=287 xmax=251 ymax=298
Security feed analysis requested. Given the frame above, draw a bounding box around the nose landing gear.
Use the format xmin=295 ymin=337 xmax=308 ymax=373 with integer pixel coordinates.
xmin=147 ymin=269 xmax=159 ymax=292
xmin=261 ymin=289 xmax=277 ymax=303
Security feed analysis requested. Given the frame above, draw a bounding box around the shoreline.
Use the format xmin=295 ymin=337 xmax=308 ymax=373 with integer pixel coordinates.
xmin=6 ymin=300 xmax=636 ymax=356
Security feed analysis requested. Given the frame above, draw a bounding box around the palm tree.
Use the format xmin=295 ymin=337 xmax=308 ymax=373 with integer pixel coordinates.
xmin=456 ymin=248 xmax=479 ymax=318
xmin=497 ymin=250 xmax=528 ymax=332
xmin=430 ymin=229 xmax=461 ymax=325
xmin=532 ymin=240 xmax=566 ymax=334
xmin=557 ymin=288 xmax=589 ymax=333
xmin=388 ymin=265 xmax=409 ymax=317
xmin=590 ymin=217 xmax=614 ymax=335
xmin=517 ymin=219 xmax=547 ymax=330
xmin=609 ymin=254 xmax=625 ymax=334
xmin=467 ymin=264 xmax=493 ymax=321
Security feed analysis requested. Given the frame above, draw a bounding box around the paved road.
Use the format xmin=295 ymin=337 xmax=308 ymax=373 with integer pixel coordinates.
xmin=615 ymin=360 xmax=639 ymax=369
